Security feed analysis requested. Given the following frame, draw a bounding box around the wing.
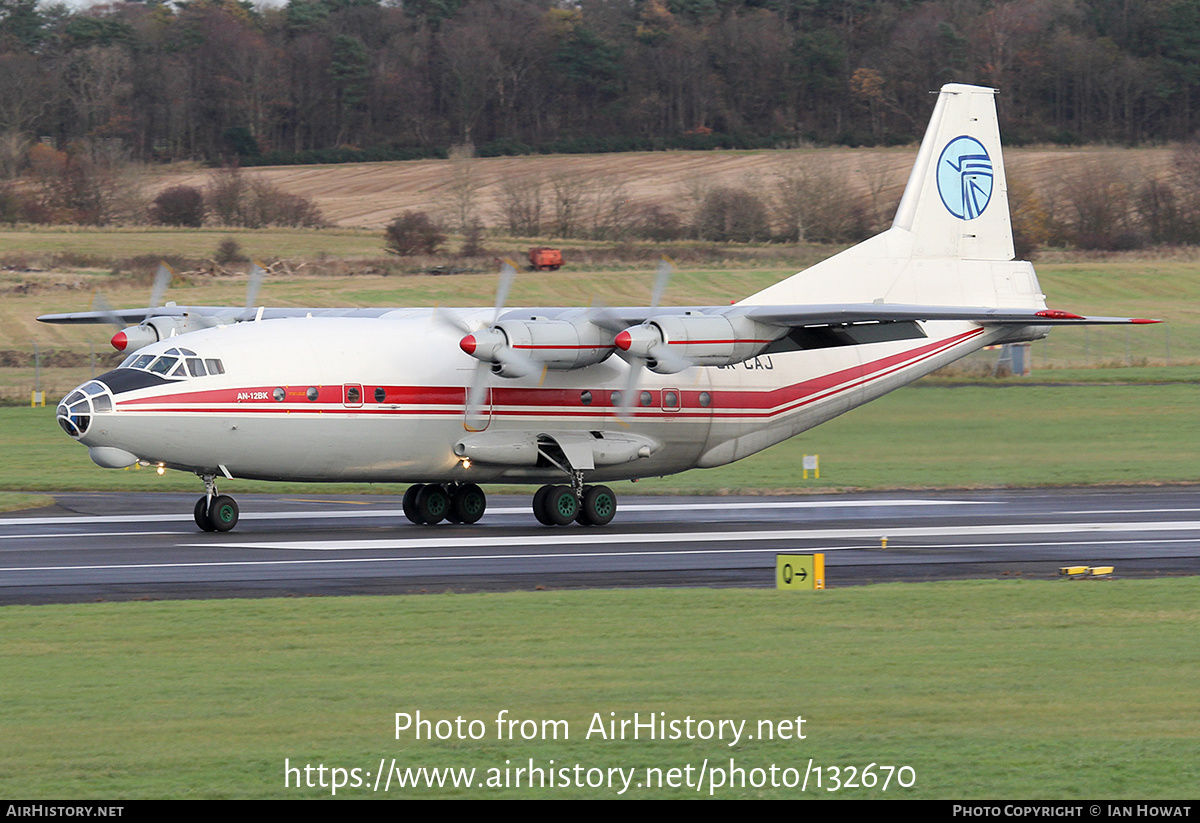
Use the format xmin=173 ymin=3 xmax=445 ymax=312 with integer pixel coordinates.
xmin=37 ymin=306 xmax=399 ymax=325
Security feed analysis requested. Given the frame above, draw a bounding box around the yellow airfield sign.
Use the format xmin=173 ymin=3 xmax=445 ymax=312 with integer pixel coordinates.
xmin=776 ymin=554 xmax=825 ymax=590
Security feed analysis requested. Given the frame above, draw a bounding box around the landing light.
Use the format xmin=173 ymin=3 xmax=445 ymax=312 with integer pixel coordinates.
xmin=156 ymin=464 xmax=165 ymax=476
xmin=462 ymin=458 xmax=472 ymax=469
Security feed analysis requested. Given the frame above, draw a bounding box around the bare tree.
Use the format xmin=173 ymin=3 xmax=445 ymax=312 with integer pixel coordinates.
xmin=498 ymin=172 xmax=543 ymax=236
xmin=0 ymin=130 xmax=29 ymax=179
xmin=586 ymin=177 xmax=632 ymax=240
xmin=775 ymin=159 xmax=866 ymax=243
xmin=442 ymin=143 xmax=485 ymax=234
xmin=549 ymin=171 xmax=588 ymax=238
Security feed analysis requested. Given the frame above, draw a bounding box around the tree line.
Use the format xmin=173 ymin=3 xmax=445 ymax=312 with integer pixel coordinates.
xmin=3 ymin=0 xmax=1200 ymax=167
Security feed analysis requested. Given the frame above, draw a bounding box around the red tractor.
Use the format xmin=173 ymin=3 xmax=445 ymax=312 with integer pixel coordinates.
xmin=528 ymin=247 xmax=564 ymax=271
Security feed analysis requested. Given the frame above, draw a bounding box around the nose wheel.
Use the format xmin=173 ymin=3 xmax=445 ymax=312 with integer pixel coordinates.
xmin=194 ymin=494 xmax=239 ymax=532
xmin=194 ymin=474 xmax=239 ymax=532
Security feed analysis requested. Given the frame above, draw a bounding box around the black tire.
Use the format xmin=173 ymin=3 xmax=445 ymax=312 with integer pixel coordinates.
xmin=416 ymin=484 xmax=450 ymax=524
xmin=544 ymin=485 xmax=579 ymax=526
xmin=578 ymin=485 xmax=617 ymax=526
xmin=451 ymin=484 xmax=487 ymax=525
xmin=194 ymin=496 xmax=216 ymax=532
xmin=532 ymin=484 xmax=555 ymax=525
xmin=402 ymin=484 xmax=424 ymax=524
xmin=210 ymin=495 xmax=239 ymax=532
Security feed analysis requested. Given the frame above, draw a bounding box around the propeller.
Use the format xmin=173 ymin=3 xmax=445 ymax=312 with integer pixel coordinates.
xmin=94 ymin=262 xmax=176 ymax=351
xmin=613 ymin=258 xmax=692 ymax=419
xmin=440 ymin=261 xmax=539 ymax=430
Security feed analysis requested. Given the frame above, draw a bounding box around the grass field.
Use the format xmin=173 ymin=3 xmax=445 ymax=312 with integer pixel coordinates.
xmin=1 ymin=581 xmax=1196 ymax=798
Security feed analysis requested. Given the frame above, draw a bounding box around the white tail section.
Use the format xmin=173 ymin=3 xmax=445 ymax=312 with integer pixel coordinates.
xmin=746 ymin=83 xmax=1045 ymax=311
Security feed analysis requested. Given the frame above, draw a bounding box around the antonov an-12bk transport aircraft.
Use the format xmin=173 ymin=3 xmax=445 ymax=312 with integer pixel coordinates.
xmin=42 ymin=84 xmax=1156 ymax=532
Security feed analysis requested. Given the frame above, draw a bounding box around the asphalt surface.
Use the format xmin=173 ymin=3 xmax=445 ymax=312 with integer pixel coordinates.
xmin=2 ymin=487 xmax=1199 ymax=604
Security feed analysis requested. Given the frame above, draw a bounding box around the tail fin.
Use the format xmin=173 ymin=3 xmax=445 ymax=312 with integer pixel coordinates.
xmin=746 ymin=83 xmax=1044 ymax=311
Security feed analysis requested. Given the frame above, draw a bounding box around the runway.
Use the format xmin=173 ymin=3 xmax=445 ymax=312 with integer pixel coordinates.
xmin=2 ymin=487 xmax=1199 ymax=604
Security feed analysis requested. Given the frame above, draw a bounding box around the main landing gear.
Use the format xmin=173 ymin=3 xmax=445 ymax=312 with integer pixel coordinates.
xmin=400 ymin=479 xmax=617 ymax=526
xmin=402 ymin=483 xmax=487 ymax=525
xmin=194 ymin=474 xmax=239 ymax=532
xmin=532 ymin=483 xmax=616 ymax=526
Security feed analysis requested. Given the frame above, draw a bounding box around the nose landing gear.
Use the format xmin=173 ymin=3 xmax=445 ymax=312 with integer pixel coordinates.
xmin=194 ymin=474 xmax=239 ymax=532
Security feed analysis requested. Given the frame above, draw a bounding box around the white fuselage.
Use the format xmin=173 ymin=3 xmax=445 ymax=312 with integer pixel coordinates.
xmin=65 ymin=309 xmax=1020 ymax=485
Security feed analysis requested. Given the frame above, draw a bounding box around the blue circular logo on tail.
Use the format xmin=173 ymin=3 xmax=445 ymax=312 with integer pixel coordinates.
xmin=937 ymin=136 xmax=993 ymax=220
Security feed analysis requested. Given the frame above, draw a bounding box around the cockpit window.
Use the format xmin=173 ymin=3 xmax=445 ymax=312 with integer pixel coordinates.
xmin=148 ymin=356 xmax=178 ymax=375
xmin=117 ymin=352 xmax=224 ymax=380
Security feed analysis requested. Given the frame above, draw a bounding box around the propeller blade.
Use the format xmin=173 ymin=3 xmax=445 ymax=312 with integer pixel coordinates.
xmin=149 ymin=263 xmax=172 ymax=309
xmin=648 ymin=343 xmax=693 ymax=375
xmin=245 ymin=261 xmax=266 ymax=311
xmin=651 ymin=257 xmax=672 ymax=309
xmin=464 ymin=364 xmax=491 ymax=431
xmin=90 ymin=292 xmax=124 ymax=328
xmin=493 ymin=260 xmax=518 ymax=323
xmin=494 ymin=345 xmax=539 ymax=378
xmin=617 ymin=361 xmax=642 ymax=421
xmin=586 ymin=301 xmax=629 ymax=334
xmin=432 ymin=305 xmax=472 ymax=335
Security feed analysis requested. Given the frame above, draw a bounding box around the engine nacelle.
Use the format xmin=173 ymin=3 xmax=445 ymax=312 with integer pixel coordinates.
xmin=460 ymin=316 xmax=616 ymax=375
xmin=110 ymin=315 xmax=212 ymax=351
xmin=616 ymin=311 xmax=784 ymax=373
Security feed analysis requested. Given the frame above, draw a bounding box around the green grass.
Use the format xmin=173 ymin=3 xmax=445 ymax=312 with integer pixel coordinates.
xmin=0 ymin=492 xmax=53 ymax=512
xmin=1 ymin=581 xmax=1196 ymax=798
xmin=0 ymin=226 xmax=384 ymax=259
xmin=3 ymin=380 xmax=1196 ymax=496
xmin=650 ymin=380 xmax=1200 ymax=492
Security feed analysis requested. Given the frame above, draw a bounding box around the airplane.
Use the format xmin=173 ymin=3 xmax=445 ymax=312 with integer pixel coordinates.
xmin=40 ymin=83 xmax=1158 ymax=533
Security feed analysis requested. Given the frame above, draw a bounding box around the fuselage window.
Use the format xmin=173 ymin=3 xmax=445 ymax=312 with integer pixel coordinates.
xmin=374 ymin=387 xmax=386 ymax=403
xmin=307 ymin=387 xmax=319 ymax=401
xmin=347 ymin=386 xmax=361 ymax=404
xmin=581 ymin=391 xmax=593 ymax=405
xmin=187 ymin=358 xmax=207 ymax=377
xmin=205 ymin=359 xmax=225 ymax=375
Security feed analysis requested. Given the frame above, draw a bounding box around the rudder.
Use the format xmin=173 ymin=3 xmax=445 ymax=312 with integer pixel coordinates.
xmin=745 ymin=83 xmax=1043 ymax=312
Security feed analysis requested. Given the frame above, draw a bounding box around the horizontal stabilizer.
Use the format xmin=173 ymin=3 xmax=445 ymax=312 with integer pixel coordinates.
xmin=745 ymin=304 xmax=1161 ymax=328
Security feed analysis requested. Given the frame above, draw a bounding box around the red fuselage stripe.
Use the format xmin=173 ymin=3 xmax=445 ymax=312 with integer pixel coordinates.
xmin=115 ymin=329 xmax=982 ymax=419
